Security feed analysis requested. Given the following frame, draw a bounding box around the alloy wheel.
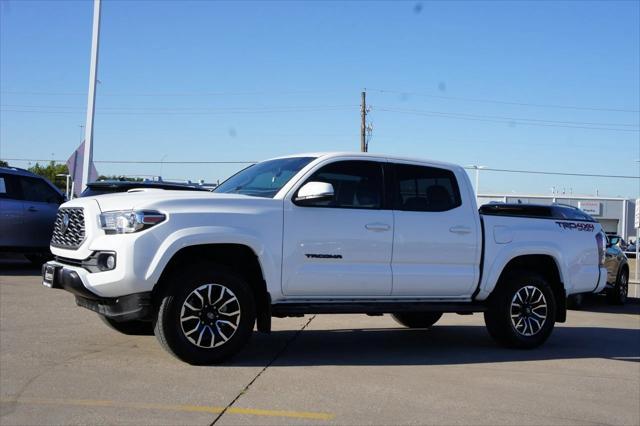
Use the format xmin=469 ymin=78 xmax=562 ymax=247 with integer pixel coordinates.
xmin=510 ymin=286 xmax=547 ymax=337
xmin=179 ymin=283 xmax=241 ymax=348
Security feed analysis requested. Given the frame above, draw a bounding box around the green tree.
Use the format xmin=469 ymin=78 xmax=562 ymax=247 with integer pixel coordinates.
xmin=28 ymin=161 xmax=69 ymax=191
xmin=0 ymin=160 xmax=8 ymax=167
xmin=97 ymin=175 xmax=144 ymax=182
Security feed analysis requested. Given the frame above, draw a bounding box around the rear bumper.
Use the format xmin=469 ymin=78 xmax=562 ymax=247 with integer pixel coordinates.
xmin=593 ymin=267 xmax=608 ymax=293
xmin=42 ymin=261 xmax=152 ymax=321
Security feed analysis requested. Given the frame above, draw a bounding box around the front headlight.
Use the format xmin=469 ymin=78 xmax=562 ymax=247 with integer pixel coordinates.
xmin=100 ymin=210 xmax=166 ymax=234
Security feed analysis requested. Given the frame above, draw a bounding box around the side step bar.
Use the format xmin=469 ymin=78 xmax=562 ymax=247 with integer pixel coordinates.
xmin=272 ymin=301 xmax=487 ymax=317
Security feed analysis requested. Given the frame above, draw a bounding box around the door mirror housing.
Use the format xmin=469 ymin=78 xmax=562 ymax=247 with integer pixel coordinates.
xmin=294 ymin=181 xmax=334 ymax=205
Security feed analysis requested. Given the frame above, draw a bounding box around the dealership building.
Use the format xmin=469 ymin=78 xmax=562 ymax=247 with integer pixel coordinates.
xmin=477 ymin=194 xmax=638 ymax=241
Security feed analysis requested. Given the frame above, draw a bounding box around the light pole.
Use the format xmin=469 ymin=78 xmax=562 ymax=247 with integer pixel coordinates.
xmin=159 ymin=154 xmax=168 ymax=180
xmin=56 ymin=173 xmax=71 ymax=199
xmin=81 ymin=0 xmax=101 ymax=192
xmin=466 ymin=165 xmax=486 ymax=195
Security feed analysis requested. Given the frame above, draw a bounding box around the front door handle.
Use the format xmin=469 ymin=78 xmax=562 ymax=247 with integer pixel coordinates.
xmin=365 ymin=223 xmax=391 ymax=232
xmin=449 ymin=225 xmax=471 ymax=234
xmin=27 ymin=206 xmax=38 ymax=212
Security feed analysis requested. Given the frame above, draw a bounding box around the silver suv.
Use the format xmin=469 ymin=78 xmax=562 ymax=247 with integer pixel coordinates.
xmin=0 ymin=167 xmax=65 ymax=265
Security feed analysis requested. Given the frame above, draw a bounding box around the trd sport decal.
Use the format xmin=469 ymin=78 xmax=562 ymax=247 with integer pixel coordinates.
xmin=305 ymin=254 xmax=343 ymax=259
xmin=555 ymin=221 xmax=595 ymax=232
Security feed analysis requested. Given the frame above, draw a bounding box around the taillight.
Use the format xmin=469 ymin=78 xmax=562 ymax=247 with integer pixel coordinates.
xmin=595 ymin=232 xmax=606 ymax=266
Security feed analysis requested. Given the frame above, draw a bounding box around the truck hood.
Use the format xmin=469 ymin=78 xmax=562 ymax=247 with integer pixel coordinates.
xmin=62 ymin=190 xmax=273 ymax=212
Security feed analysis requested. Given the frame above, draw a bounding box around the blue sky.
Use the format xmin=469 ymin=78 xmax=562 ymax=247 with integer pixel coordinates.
xmin=1 ymin=0 xmax=639 ymax=197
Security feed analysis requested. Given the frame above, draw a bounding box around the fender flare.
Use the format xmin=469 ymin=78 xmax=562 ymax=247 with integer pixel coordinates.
xmin=476 ymin=243 xmax=566 ymax=301
xmin=143 ymin=226 xmax=276 ymax=291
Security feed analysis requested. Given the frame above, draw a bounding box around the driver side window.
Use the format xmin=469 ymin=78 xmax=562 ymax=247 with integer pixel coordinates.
xmin=298 ymin=160 xmax=383 ymax=209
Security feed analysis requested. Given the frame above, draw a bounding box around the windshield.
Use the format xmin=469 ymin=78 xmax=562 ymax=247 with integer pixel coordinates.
xmin=214 ymin=157 xmax=315 ymax=198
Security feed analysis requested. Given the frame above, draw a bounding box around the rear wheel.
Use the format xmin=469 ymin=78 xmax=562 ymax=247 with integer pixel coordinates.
xmin=391 ymin=312 xmax=443 ymax=329
xmin=484 ymin=271 xmax=556 ymax=349
xmin=607 ymin=269 xmax=628 ymax=305
xmin=100 ymin=315 xmax=154 ymax=336
xmin=154 ymin=263 xmax=256 ymax=365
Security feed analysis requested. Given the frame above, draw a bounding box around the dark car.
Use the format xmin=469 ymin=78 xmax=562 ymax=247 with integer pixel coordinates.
xmin=601 ymin=235 xmax=630 ymax=304
xmin=0 ymin=167 xmax=66 ymax=264
xmin=80 ymin=180 xmax=211 ymax=197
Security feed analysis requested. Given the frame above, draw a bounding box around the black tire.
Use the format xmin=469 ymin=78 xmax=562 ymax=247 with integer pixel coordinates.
xmin=607 ymin=269 xmax=628 ymax=305
xmin=391 ymin=312 xmax=443 ymax=329
xmin=100 ymin=315 xmax=154 ymax=336
xmin=154 ymin=262 xmax=256 ymax=365
xmin=484 ymin=271 xmax=556 ymax=349
xmin=567 ymin=293 xmax=584 ymax=310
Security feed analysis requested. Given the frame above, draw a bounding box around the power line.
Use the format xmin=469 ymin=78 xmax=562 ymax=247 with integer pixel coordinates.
xmin=0 ymin=104 xmax=357 ymax=111
xmin=0 ymin=105 xmax=357 ymax=115
xmin=6 ymin=88 xmax=639 ymax=114
xmin=5 ymin=102 xmax=638 ymax=131
xmin=375 ymin=106 xmax=638 ymax=128
xmin=3 ymin=157 xmax=638 ymax=179
xmin=371 ymin=88 xmax=640 ymax=113
xmin=1 ymin=158 xmax=257 ymax=164
xmin=376 ymin=107 xmax=640 ymax=132
xmin=0 ymin=89 xmax=340 ymax=97
xmin=462 ymin=167 xmax=639 ymax=180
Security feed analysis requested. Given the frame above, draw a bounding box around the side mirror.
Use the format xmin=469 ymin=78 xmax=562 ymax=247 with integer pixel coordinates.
xmin=294 ymin=181 xmax=334 ymax=205
xmin=608 ymin=237 xmax=619 ymax=247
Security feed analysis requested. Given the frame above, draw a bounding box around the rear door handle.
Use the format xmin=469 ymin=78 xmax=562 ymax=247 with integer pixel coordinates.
xmin=365 ymin=223 xmax=391 ymax=232
xmin=449 ymin=225 xmax=471 ymax=234
xmin=27 ymin=206 xmax=38 ymax=212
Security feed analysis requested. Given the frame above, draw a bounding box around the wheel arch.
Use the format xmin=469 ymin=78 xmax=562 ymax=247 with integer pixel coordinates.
xmin=619 ymin=261 xmax=629 ymax=279
xmin=491 ymin=254 xmax=567 ymax=323
xmin=152 ymin=243 xmax=272 ymax=332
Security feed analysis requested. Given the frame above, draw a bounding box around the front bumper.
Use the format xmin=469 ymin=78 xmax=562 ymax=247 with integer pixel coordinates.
xmin=42 ymin=261 xmax=152 ymax=321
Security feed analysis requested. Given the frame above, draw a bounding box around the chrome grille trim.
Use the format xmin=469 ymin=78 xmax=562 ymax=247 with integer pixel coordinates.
xmin=51 ymin=208 xmax=86 ymax=249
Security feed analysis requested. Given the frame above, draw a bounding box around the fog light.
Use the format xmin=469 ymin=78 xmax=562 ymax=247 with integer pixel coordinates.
xmin=96 ymin=252 xmax=117 ymax=271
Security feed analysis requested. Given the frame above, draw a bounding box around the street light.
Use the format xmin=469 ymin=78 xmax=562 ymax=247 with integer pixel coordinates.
xmin=466 ymin=165 xmax=486 ymax=195
xmin=159 ymin=154 xmax=168 ymax=181
xmin=56 ymin=173 xmax=71 ymax=200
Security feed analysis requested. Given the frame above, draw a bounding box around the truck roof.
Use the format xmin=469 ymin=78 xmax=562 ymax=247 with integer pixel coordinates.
xmin=269 ymin=152 xmax=462 ymax=171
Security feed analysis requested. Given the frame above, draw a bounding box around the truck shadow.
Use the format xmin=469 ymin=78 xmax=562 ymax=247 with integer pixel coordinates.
xmin=570 ymin=295 xmax=640 ymax=315
xmin=234 ymin=325 xmax=640 ymax=367
xmin=0 ymin=256 xmax=40 ymax=276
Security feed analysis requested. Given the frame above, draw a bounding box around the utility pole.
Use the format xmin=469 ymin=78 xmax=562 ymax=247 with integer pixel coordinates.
xmin=360 ymin=90 xmax=367 ymax=152
xmin=81 ymin=0 xmax=101 ymax=192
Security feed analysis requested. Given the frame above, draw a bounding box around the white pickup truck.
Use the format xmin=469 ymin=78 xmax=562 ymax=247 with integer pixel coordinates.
xmin=42 ymin=153 xmax=608 ymax=364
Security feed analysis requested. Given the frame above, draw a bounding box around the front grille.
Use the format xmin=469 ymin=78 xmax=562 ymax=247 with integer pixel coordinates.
xmin=51 ymin=208 xmax=86 ymax=249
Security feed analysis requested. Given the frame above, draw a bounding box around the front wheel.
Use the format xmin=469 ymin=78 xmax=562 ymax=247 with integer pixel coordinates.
xmin=484 ymin=271 xmax=556 ymax=349
xmin=607 ymin=269 xmax=628 ymax=305
xmin=154 ymin=263 xmax=256 ymax=365
xmin=391 ymin=312 xmax=443 ymax=329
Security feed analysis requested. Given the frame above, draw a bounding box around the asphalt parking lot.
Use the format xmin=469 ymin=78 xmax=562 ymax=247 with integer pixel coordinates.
xmin=1 ymin=259 xmax=639 ymax=426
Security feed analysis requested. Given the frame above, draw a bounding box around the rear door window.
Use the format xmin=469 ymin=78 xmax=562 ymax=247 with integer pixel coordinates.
xmin=394 ymin=164 xmax=461 ymax=212
xmin=19 ymin=176 xmax=61 ymax=203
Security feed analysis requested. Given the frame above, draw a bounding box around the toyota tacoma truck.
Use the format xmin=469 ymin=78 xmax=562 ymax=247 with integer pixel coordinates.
xmin=42 ymin=153 xmax=608 ymax=364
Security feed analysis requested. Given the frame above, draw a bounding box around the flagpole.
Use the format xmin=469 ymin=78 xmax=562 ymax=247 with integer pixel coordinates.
xmin=81 ymin=0 xmax=101 ymax=192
